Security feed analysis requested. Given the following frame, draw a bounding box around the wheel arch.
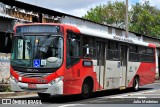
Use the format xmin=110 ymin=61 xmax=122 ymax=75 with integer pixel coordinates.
xmin=134 ymin=75 xmax=140 ymax=81
xmin=82 ymin=76 xmax=94 ymax=92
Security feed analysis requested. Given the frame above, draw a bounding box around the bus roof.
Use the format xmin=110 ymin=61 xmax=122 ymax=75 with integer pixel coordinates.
xmin=14 ymin=23 xmax=156 ymax=48
xmin=77 ymin=27 xmax=156 ymax=48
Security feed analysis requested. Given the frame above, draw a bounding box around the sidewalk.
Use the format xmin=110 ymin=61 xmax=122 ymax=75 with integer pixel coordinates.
xmin=0 ymin=92 xmax=37 ymax=98
xmin=155 ymin=79 xmax=160 ymax=83
xmin=0 ymin=84 xmax=36 ymax=98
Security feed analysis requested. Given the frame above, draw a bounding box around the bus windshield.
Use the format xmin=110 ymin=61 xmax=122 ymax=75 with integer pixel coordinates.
xmin=11 ymin=34 xmax=63 ymax=68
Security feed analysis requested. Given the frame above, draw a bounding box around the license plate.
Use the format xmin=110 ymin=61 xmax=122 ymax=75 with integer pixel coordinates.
xmin=28 ymin=84 xmax=37 ymax=89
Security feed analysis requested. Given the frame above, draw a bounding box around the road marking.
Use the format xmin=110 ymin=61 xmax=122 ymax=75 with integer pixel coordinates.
xmin=137 ymin=97 xmax=146 ymax=98
xmin=143 ymin=92 xmax=149 ymax=94
xmin=134 ymin=94 xmax=160 ymax=96
xmin=58 ymin=104 xmax=84 ymax=107
xmin=154 ymin=83 xmax=160 ymax=84
xmin=110 ymin=89 xmax=160 ymax=98
xmin=145 ymin=90 xmax=157 ymax=93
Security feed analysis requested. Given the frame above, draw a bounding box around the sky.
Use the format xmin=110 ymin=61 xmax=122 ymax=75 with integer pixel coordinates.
xmin=17 ymin=0 xmax=160 ymax=17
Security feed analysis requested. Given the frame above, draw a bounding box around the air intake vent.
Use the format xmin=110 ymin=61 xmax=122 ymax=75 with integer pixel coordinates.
xmin=15 ymin=71 xmax=51 ymax=78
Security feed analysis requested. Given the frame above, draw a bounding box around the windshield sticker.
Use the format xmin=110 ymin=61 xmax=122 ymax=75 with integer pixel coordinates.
xmin=33 ymin=59 xmax=40 ymax=68
xmin=25 ymin=40 xmax=30 ymax=59
xmin=41 ymin=59 xmax=46 ymax=65
xmin=17 ymin=39 xmax=23 ymax=59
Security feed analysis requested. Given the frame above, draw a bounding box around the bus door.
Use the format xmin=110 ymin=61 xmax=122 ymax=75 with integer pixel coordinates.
xmin=96 ymin=41 xmax=106 ymax=90
xmin=120 ymin=45 xmax=128 ymax=88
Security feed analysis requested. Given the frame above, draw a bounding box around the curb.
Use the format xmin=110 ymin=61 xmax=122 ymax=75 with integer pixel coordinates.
xmin=155 ymin=80 xmax=160 ymax=83
xmin=0 ymin=92 xmax=37 ymax=98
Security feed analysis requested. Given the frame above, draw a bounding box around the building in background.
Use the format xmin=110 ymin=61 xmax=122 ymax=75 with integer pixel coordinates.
xmin=0 ymin=2 xmax=13 ymax=83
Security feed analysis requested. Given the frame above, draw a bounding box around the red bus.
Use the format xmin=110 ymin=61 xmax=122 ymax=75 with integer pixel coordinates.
xmin=10 ymin=23 xmax=156 ymax=98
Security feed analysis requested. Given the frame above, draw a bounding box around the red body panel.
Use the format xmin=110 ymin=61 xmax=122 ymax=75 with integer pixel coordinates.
xmin=137 ymin=63 xmax=156 ymax=85
xmin=128 ymin=62 xmax=156 ymax=87
xmin=148 ymin=43 xmax=156 ymax=48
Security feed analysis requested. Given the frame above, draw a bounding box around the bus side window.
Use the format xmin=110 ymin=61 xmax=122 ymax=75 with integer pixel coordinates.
xmin=107 ymin=41 xmax=120 ymax=61
xmin=129 ymin=45 xmax=138 ymax=62
xmin=138 ymin=46 xmax=147 ymax=62
xmin=146 ymin=47 xmax=155 ymax=62
xmin=82 ymin=36 xmax=96 ymax=58
xmin=66 ymin=32 xmax=80 ymax=68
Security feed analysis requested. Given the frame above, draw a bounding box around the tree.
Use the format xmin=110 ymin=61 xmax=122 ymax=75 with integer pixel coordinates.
xmin=83 ymin=1 xmax=160 ymax=37
xmin=129 ymin=1 xmax=160 ymax=37
xmin=83 ymin=1 xmax=126 ymax=29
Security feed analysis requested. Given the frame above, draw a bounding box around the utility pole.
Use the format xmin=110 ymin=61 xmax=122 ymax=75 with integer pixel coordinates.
xmin=125 ymin=0 xmax=129 ymax=38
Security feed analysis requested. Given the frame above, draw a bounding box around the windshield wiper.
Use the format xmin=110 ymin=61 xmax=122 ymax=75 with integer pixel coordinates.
xmin=16 ymin=33 xmax=27 ymax=41
xmin=17 ymin=34 xmax=31 ymax=49
xmin=38 ymin=34 xmax=52 ymax=47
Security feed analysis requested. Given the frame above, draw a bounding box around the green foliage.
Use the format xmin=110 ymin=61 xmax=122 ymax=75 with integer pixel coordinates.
xmin=129 ymin=1 xmax=160 ymax=37
xmin=83 ymin=1 xmax=160 ymax=37
xmin=4 ymin=86 xmax=12 ymax=92
xmin=83 ymin=5 xmax=104 ymax=24
xmin=83 ymin=1 xmax=126 ymax=29
xmin=0 ymin=85 xmax=12 ymax=92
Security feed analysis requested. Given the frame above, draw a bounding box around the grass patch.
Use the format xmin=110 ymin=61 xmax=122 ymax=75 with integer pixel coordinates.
xmin=0 ymin=84 xmax=12 ymax=92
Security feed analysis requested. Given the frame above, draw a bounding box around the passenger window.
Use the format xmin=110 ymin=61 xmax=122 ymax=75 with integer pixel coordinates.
xmin=108 ymin=41 xmax=118 ymax=50
xmin=107 ymin=41 xmax=120 ymax=61
xmin=146 ymin=47 xmax=155 ymax=62
xmin=131 ymin=46 xmax=155 ymax=63
xmin=138 ymin=46 xmax=146 ymax=54
xmin=66 ymin=31 xmax=80 ymax=68
xmin=147 ymin=48 xmax=154 ymax=55
xmin=83 ymin=36 xmax=96 ymax=58
xmin=129 ymin=45 xmax=138 ymax=62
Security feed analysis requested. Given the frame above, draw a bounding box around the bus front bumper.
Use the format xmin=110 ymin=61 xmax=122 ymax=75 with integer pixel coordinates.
xmin=10 ymin=78 xmax=63 ymax=95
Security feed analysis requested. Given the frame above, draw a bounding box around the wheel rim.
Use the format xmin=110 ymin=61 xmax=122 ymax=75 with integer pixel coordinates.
xmin=83 ymin=84 xmax=89 ymax=94
xmin=134 ymin=78 xmax=139 ymax=90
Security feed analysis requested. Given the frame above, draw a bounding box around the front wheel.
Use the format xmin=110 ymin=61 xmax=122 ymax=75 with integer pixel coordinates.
xmin=81 ymin=81 xmax=92 ymax=99
xmin=132 ymin=77 xmax=139 ymax=91
xmin=37 ymin=93 xmax=50 ymax=99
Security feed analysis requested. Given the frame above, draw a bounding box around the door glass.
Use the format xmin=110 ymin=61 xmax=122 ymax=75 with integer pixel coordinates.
xmin=121 ymin=46 xmax=127 ymax=66
xmin=97 ymin=42 xmax=105 ymax=66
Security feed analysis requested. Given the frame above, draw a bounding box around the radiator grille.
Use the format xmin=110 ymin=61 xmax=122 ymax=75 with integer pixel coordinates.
xmin=15 ymin=71 xmax=51 ymax=78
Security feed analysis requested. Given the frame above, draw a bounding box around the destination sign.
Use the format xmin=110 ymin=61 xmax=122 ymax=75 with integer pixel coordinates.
xmin=113 ymin=36 xmax=133 ymax=43
xmin=16 ymin=25 xmax=60 ymax=33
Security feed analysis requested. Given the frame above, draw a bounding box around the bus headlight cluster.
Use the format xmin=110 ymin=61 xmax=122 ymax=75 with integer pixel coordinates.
xmin=50 ymin=76 xmax=64 ymax=85
xmin=10 ymin=75 xmax=18 ymax=83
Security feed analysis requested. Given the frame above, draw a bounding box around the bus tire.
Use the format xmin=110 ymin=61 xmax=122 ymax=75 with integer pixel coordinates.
xmin=81 ymin=80 xmax=92 ymax=99
xmin=132 ymin=77 xmax=139 ymax=91
xmin=38 ymin=93 xmax=50 ymax=99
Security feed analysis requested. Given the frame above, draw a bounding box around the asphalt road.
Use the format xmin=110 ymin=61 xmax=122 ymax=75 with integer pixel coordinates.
xmin=1 ymin=81 xmax=160 ymax=107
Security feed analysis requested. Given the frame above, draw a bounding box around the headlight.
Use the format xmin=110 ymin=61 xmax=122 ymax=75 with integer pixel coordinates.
xmin=10 ymin=75 xmax=18 ymax=83
xmin=50 ymin=76 xmax=63 ymax=85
